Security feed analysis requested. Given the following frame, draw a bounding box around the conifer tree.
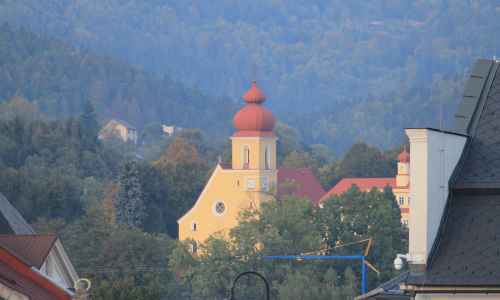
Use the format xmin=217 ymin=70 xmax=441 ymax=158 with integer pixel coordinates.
xmin=79 ymin=99 xmax=99 ymax=152
xmin=116 ymin=160 xmax=146 ymax=228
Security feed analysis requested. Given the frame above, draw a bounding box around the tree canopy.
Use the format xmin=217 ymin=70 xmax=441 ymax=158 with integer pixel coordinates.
xmin=0 ymin=1 xmax=492 ymax=151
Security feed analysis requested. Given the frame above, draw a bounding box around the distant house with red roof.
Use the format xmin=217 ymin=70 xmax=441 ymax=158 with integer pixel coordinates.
xmin=321 ymin=148 xmax=411 ymax=225
xmin=278 ymin=167 xmax=326 ymax=206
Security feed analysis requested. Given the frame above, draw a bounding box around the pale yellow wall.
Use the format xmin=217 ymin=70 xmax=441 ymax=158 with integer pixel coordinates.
xmin=231 ymin=137 xmax=277 ymax=170
xmin=99 ymin=121 xmax=129 ymax=142
xmin=178 ymin=165 xmax=277 ymax=244
xmin=179 ymin=134 xmax=278 ymax=247
xmin=393 ymin=188 xmax=410 ymax=225
xmin=396 ymin=161 xmax=410 ymax=187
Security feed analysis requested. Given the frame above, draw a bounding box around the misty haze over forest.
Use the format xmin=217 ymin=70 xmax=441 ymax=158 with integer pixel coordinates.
xmin=1 ymin=0 xmax=499 ymax=152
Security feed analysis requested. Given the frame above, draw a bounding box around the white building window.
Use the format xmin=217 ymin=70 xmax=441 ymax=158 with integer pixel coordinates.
xmin=398 ymin=196 xmax=405 ymax=205
xmin=213 ymin=201 xmax=226 ymax=216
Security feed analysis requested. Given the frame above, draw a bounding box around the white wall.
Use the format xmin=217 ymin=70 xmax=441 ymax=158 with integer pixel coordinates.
xmin=405 ymin=129 xmax=466 ymax=266
xmin=0 ymin=282 xmax=29 ymax=300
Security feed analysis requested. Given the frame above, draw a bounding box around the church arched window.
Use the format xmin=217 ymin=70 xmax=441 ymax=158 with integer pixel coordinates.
xmin=264 ymin=146 xmax=271 ymax=169
xmin=243 ymin=146 xmax=250 ymax=169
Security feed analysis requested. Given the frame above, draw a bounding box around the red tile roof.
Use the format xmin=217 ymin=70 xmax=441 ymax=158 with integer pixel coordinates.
xmin=243 ymin=81 xmax=266 ymax=104
xmin=320 ymin=177 xmax=396 ymax=203
xmin=278 ymin=167 xmax=326 ymax=206
xmin=0 ymin=245 xmax=71 ymax=300
xmin=0 ymin=235 xmax=57 ymax=269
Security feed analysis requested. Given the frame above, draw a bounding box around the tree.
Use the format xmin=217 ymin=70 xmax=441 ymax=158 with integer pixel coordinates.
xmin=169 ymin=194 xmax=366 ymax=299
xmin=116 ymin=160 xmax=146 ymax=229
xmin=317 ymin=186 xmax=407 ymax=286
xmin=79 ymin=99 xmax=100 ymax=152
xmin=154 ymin=137 xmax=209 ymax=237
xmin=36 ymin=204 xmax=177 ymax=300
xmin=0 ymin=96 xmax=42 ymax=122
xmin=275 ymin=122 xmax=303 ymax=163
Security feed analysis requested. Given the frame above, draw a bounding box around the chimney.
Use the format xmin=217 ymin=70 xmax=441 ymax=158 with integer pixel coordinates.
xmin=405 ymin=128 xmax=466 ymax=271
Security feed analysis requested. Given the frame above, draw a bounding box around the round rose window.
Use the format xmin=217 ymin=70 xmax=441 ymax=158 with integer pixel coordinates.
xmin=214 ymin=201 xmax=226 ymax=216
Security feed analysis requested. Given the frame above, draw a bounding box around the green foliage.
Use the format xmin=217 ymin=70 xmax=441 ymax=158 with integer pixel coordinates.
xmin=320 ymin=142 xmax=397 ymax=188
xmin=35 ymin=205 xmax=177 ymax=300
xmin=0 ymin=23 xmax=236 ymax=139
xmin=79 ymin=99 xmax=100 ymax=152
xmin=116 ymin=160 xmax=146 ymax=229
xmin=2 ymin=1 xmax=493 ymax=151
xmin=318 ymin=186 xmax=407 ymax=285
xmin=154 ymin=138 xmax=210 ymax=237
xmin=170 ymin=191 xmax=406 ymax=299
xmin=0 ymin=98 xmax=123 ymax=222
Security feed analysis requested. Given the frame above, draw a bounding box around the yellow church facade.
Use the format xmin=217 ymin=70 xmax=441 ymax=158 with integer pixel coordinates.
xmin=178 ymin=82 xmax=279 ymax=250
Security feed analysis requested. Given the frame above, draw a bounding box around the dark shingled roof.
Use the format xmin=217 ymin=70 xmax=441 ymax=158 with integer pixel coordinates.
xmin=0 ymin=193 xmax=34 ymax=235
xmin=0 ymin=235 xmax=57 ymax=269
xmin=356 ymin=272 xmax=410 ymax=300
xmin=408 ymin=59 xmax=500 ymax=286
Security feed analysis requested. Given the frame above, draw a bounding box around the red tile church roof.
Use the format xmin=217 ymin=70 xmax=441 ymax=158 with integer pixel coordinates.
xmin=278 ymin=168 xmax=326 ymax=206
xmin=320 ymin=177 xmax=395 ymax=203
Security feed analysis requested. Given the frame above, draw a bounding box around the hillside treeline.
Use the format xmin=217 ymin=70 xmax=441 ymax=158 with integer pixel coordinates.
xmin=0 ymin=23 xmax=236 ymax=138
xmin=1 ymin=0 xmax=495 ymax=150
xmin=0 ymin=98 xmax=405 ymax=299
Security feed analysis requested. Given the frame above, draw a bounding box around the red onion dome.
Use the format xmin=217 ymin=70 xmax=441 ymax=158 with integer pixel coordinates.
xmin=233 ymin=104 xmax=276 ymax=132
xmin=398 ymin=148 xmax=410 ymax=163
xmin=243 ymin=81 xmax=266 ymax=104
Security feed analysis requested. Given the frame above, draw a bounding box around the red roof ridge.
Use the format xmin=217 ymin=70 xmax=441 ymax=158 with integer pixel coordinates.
xmin=0 ymin=246 xmax=72 ymax=299
xmin=320 ymin=177 xmax=396 ymax=203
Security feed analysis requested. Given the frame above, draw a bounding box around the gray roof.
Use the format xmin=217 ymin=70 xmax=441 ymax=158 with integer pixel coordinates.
xmin=356 ymin=272 xmax=410 ymax=300
xmin=0 ymin=193 xmax=34 ymax=234
xmin=408 ymin=59 xmax=500 ymax=287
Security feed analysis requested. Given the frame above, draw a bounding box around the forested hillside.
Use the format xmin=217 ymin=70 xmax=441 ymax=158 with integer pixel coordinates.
xmin=1 ymin=0 xmax=496 ymax=151
xmin=0 ymin=23 xmax=236 ymax=137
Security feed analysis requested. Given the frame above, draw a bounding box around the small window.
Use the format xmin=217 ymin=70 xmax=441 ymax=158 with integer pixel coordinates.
xmin=261 ymin=176 xmax=269 ymax=191
xmin=398 ymin=196 xmax=404 ymax=205
xmin=246 ymin=178 xmax=256 ymax=190
xmin=213 ymin=201 xmax=226 ymax=216
xmin=243 ymin=146 xmax=250 ymax=169
xmin=408 ymin=197 xmax=410 ymax=205
xmin=191 ymin=222 xmax=197 ymax=231
xmin=189 ymin=241 xmax=197 ymax=254
xmin=264 ymin=147 xmax=271 ymax=169
xmin=402 ymin=220 xmax=409 ymax=226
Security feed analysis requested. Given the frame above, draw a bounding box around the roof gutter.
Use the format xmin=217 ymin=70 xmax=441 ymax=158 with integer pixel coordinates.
xmin=401 ymin=284 xmax=500 ymax=294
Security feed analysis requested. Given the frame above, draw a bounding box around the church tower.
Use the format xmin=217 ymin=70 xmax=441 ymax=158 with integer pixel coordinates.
xmin=393 ymin=147 xmax=411 ymax=225
xmin=396 ymin=147 xmax=410 ymax=187
xmin=232 ymin=81 xmax=278 ymax=189
xmin=177 ymin=81 xmax=278 ymax=250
